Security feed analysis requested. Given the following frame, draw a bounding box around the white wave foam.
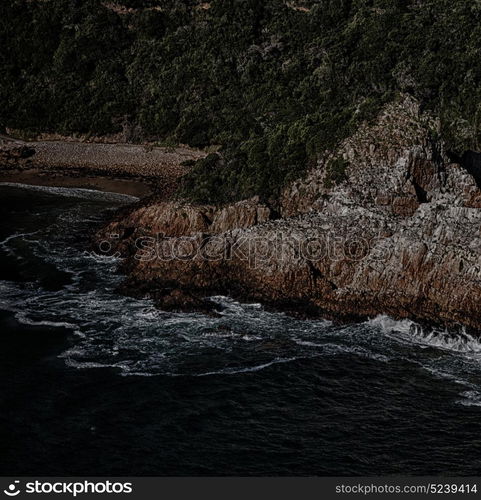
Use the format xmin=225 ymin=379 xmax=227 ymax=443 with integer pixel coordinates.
xmin=458 ymin=390 xmax=481 ymax=407
xmin=367 ymin=315 xmax=481 ymax=354
xmin=241 ymin=334 xmax=262 ymax=341
xmin=193 ymin=357 xmax=299 ymax=377
xmin=14 ymin=311 xmax=82 ymax=334
xmin=293 ymin=338 xmax=392 ymax=363
xmin=0 ymin=182 xmax=138 ymax=203
xmin=63 ymin=358 xmax=119 ymax=370
xmin=0 ymin=230 xmax=40 ymax=248
xmin=366 ymin=315 xmax=416 ymax=335
xmin=208 ymin=295 xmax=264 ymax=314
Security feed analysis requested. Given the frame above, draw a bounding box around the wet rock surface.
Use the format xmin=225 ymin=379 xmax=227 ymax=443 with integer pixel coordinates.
xmin=97 ymin=96 xmax=481 ymax=329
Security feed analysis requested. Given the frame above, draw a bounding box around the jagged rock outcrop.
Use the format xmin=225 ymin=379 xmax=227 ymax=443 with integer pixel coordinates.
xmin=97 ymin=196 xmax=273 ymax=256
xmin=96 ymin=95 xmax=481 ymax=328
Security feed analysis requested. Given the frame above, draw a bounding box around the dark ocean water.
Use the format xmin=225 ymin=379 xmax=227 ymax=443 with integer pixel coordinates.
xmin=2 ymin=183 xmax=481 ymax=476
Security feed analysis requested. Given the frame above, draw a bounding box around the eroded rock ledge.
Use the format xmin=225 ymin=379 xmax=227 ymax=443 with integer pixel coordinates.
xmin=96 ymin=95 xmax=481 ymax=329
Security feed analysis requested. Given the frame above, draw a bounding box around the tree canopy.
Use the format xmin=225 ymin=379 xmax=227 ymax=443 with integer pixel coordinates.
xmin=1 ymin=0 xmax=481 ymax=202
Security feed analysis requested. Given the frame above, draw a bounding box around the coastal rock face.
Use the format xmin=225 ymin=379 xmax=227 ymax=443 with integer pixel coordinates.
xmin=98 ymin=196 xmax=272 ymax=242
xmin=97 ymin=95 xmax=481 ymax=328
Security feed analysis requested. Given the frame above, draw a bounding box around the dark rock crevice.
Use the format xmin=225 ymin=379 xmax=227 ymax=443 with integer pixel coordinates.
xmin=412 ymin=180 xmax=428 ymax=204
xmin=448 ymin=150 xmax=481 ymax=190
xmin=460 ymin=150 xmax=481 ymax=189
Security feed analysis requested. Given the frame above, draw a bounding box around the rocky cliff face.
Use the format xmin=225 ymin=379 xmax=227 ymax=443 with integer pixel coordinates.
xmin=96 ymin=95 xmax=481 ymax=329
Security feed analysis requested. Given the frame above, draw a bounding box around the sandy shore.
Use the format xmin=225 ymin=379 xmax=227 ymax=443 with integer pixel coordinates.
xmin=0 ymin=169 xmax=152 ymax=198
xmin=0 ymin=134 xmax=206 ymax=198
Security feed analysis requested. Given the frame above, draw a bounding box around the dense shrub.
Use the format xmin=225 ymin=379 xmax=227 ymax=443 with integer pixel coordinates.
xmin=1 ymin=0 xmax=481 ymax=202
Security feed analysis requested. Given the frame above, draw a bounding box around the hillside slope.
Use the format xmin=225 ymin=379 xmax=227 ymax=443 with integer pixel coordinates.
xmin=2 ymin=0 xmax=481 ymax=201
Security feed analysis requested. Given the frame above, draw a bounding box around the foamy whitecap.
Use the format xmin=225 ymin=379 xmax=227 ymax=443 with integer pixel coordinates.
xmin=458 ymin=390 xmax=481 ymax=407
xmin=14 ymin=311 xmax=79 ymax=331
xmin=367 ymin=315 xmax=481 ymax=354
xmin=191 ymin=357 xmax=300 ymax=377
xmin=0 ymin=182 xmax=138 ymax=203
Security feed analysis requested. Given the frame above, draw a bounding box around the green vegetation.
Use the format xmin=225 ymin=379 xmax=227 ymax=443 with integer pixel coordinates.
xmin=1 ymin=0 xmax=481 ymax=202
xmin=324 ymin=157 xmax=349 ymax=189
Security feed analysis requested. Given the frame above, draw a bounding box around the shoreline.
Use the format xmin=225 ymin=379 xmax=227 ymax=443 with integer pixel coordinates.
xmin=0 ymin=169 xmax=152 ymax=198
xmin=0 ymin=133 xmax=206 ymax=199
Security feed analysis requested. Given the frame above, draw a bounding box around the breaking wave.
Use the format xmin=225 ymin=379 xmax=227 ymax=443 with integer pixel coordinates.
xmin=367 ymin=315 xmax=481 ymax=354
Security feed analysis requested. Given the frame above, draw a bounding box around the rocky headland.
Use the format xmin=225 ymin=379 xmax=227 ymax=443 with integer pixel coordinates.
xmin=95 ymin=95 xmax=481 ymax=329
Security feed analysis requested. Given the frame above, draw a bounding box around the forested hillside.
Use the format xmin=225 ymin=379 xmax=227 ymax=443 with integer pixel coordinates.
xmin=1 ymin=0 xmax=481 ymax=202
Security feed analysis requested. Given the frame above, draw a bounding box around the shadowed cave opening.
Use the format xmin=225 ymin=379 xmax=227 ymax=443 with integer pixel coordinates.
xmin=413 ymin=180 xmax=428 ymax=204
xmin=450 ymin=150 xmax=481 ymax=190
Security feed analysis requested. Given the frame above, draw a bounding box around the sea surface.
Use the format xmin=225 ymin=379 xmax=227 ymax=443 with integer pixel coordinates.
xmin=2 ymin=183 xmax=481 ymax=476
